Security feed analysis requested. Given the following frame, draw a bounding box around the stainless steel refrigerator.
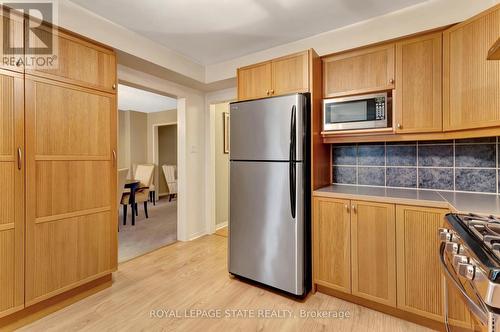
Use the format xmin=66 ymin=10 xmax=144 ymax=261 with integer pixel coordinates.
xmin=228 ymin=93 xmax=311 ymax=296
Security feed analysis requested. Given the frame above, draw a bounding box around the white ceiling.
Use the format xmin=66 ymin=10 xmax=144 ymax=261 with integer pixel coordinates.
xmin=118 ymin=84 xmax=177 ymax=113
xmin=70 ymin=0 xmax=428 ymax=65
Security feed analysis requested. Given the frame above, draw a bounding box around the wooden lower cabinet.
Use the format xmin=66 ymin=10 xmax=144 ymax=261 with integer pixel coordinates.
xmin=396 ymin=205 xmax=472 ymax=329
xmin=24 ymin=76 xmax=117 ymax=305
xmin=396 ymin=205 xmax=447 ymax=320
xmin=313 ymin=197 xmax=351 ymax=293
xmin=351 ymin=200 xmax=396 ymax=306
xmin=0 ymin=69 xmax=24 ymax=318
xmin=313 ymin=197 xmax=474 ymax=330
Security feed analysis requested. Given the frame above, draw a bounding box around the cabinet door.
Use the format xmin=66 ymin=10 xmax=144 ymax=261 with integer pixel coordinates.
xmin=395 ymin=33 xmax=442 ymax=133
xmin=271 ymin=51 xmax=309 ymax=96
xmin=24 ymin=76 xmax=117 ymax=306
xmin=443 ymin=5 xmax=500 ymax=131
xmin=396 ymin=206 xmax=448 ymax=320
xmin=323 ymin=44 xmax=395 ymax=98
xmin=26 ymin=22 xmax=117 ymax=93
xmin=0 ymin=8 xmax=24 ymax=73
xmin=396 ymin=205 xmax=472 ymax=328
xmin=0 ymin=69 xmax=24 ymax=318
xmin=313 ymin=197 xmax=351 ymax=293
xmin=237 ymin=62 xmax=272 ymax=101
xmin=351 ymin=200 xmax=396 ymax=306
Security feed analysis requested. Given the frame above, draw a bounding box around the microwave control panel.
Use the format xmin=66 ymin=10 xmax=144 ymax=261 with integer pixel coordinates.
xmin=375 ymin=97 xmax=385 ymax=120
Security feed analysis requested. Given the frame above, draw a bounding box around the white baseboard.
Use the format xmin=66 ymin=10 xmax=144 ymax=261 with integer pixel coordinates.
xmin=188 ymin=230 xmax=206 ymax=241
xmin=215 ymin=221 xmax=228 ymax=230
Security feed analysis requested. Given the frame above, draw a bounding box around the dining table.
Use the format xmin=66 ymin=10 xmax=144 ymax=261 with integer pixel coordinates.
xmin=124 ymin=179 xmax=141 ymax=226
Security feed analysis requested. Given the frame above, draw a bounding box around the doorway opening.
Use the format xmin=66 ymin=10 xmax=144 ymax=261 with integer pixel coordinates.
xmin=211 ymin=102 xmax=230 ymax=238
xmin=117 ymin=83 xmax=179 ymax=262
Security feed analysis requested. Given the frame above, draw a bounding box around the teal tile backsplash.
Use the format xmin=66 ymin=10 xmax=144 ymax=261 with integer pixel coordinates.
xmin=332 ymin=137 xmax=499 ymax=194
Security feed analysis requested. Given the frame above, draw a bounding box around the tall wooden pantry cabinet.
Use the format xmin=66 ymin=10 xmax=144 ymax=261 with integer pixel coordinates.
xmin=0 ymin=7 xmax=117 ymax=319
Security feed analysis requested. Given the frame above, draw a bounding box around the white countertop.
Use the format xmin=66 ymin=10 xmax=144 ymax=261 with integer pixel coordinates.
xmin=313 ymin=184 xmax=500 ymax=217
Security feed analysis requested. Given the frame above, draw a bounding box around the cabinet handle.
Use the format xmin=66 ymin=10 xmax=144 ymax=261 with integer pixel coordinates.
xmin=112 ymin=84 xmax=116 ymax=90
xmin=389 ymin=78 xmax=394 ymax=84
xmin=112 ymin=149 xmax=116 ymax=166
xmin=270 ymin=89 xmax=274 ymax=95
xmin=351 ymin=205 xmax=356 ymax=214
xmin=266 ymin=90 xmax=270 ymax=96
xmin=397 ymin=123 xmax=402 ymax=130
xmin=345 ymin=204 xmax=350 ymax=213
xmin=17 ymin=147 xmax=22 ymax=170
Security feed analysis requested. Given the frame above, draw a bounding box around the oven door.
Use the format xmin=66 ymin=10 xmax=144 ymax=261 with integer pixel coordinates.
xmin=440 ymin=244 xmax=490 ymax=331
xmin=323 ymin=92 xmax=388 ymax=131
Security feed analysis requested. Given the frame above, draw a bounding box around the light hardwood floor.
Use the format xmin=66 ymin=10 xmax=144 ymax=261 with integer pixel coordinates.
xmin=21 ymin=235 xmax=432 ymax=331
xmin=214 ymin=226 xmax=228 ymax=237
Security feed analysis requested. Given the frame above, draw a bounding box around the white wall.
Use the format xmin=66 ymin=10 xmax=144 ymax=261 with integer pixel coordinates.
xmin=59 ymin=0 xmax=205 ymax=82
xmin=158 ymin=125 xmax=178 ymax=195
xmin=214 ymin=103 xmax=229 ymax=228
xmin=204 ymin=88 xmax=237 ymax=234
xmin=205 ymin=0 xmax=500 ymax=83
xmin=118 ymin=110 xmax=148 ymax=176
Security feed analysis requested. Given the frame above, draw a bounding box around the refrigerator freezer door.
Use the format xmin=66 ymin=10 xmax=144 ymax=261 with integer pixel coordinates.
xmin=230 ymin=94 xmax=305 ymax=161
xmin=229 ymin=161 xmax=304 ymax=295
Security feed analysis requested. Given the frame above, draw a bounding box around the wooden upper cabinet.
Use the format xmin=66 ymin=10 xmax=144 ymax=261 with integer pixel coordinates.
xmin=271 ymin=51 xmax=309 ymax=96
xmin=395 ymin=32 xmax=443 ymax=133
xmin=351 ymin=200 xmax=396 ymax=307
xmin=0 ymin=8 xmax=24 ymax=73
xmin=237 ymin=62 xmax=272 ymax=101
xmin=237 ymin=50 xmax=311 ymax=101
xmin=323 ymin=44 xmax=395 ymax=98
xmin=443 ymin=4 xmax=500 ymax=131
xmin=313 ymin=197 xmax=351 ymax=293
xmin=0 ymin=69 xmax=24 ymax=318
xmin=26 ymin=22 xmax=117 ymax=93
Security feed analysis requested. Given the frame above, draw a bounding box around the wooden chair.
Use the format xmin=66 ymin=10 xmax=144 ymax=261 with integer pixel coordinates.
xmin=162 ymin=165 xmax=177 ymax=201
xmin=121 ymin=164 xmax=154 ymax=224
xmin=117 ymin=168 xmax=129 ymax=207
xmin=117 ymin=168 xmax=129 ymax=230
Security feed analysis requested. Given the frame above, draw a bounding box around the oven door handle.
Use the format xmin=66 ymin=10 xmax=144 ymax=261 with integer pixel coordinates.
xmin=439 ymin=243 xmax=488 ymax=325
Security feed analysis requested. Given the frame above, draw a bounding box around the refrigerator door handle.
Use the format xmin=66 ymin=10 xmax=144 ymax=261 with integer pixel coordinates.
xmin=289 ymin=105 xmax=296 ymax=219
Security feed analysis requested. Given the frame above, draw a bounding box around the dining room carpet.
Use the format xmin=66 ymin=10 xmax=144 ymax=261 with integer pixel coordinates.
xmin=118 ymin=197 xmax=177 ymax=262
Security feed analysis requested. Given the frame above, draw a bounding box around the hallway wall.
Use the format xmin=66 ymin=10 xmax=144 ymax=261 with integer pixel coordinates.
xmin=214 ymin=103 xmax=229 ymax=228
xmin=158 ymin=125 xmax=178 ymax=195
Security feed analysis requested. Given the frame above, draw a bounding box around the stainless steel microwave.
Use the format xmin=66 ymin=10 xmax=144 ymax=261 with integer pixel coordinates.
xmin=323 ymin=92 xmax=391 ymax=131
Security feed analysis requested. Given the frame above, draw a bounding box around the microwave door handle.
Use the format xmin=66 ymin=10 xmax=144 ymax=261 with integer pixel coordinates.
xmin=289 ymin=105 xmax=296 ymax=219
xmin=439 ymin=243 xmax=488 ymax=325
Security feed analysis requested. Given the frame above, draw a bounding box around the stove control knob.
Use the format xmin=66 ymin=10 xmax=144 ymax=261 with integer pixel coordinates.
xmin=457 ymin=263 xmax=475 ymax=280
xmin=452 ymin=255 xmax=469 ymax=269
xmin=445 ymin=242 xmax=460 ymax=254
xmin=439 ymin=228 xmax=451 ymax=241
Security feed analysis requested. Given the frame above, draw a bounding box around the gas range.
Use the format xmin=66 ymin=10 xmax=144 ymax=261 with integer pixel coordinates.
xmin=440 ymin=213 xmax=500 ymax=332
